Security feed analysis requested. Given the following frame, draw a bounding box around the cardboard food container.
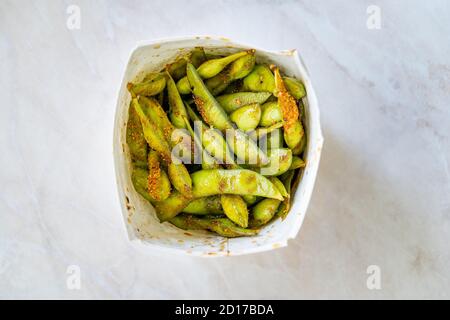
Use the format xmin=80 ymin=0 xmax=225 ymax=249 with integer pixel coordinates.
xmin=113 ymin=36 xmax=323 ymax=256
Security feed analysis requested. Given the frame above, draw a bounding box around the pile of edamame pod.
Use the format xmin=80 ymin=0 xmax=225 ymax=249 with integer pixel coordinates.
xmin=126 ymin=47 xmax=307 ymax=238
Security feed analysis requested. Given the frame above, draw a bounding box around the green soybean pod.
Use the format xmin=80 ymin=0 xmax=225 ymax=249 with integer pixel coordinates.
xmin=268 ymin=177 xmax=288 ymax=198
xmin=230 ymin=103 xmax=261 ymax=131
xmin=259 ymin=148 xmax=293 ymax=176
xmin=176 ymin=77 xmax=192 ymax=95
xmin=127 ymin=73 xmax=166 ymax=97
xmin=260 ymin=101 xmax=282 ymax=127
xmin=131 ymin=167 xmax=159 ymax=203
xmin=153 ymin=191 xmax=192 ymax=222
xmin=139 ymin=96 xmax=173 ymax=140
xmin=195 ymin=50 xmax=249 ymax=79
xmin=277 ymin=170 xmax=296 ymax=220
xmin=168 ymin=162 xmax=193 ymax=198
xmin=249 ymin=198 xmax=281 ymax=228
xmin=191 ymin=169 xmax=283 ymax=200
xmin=166 ymin=72 xmax=189 ymax=129
xmin=221 ymin=194 xmax=249 ymax=228
xmin=216 ymin=92 xmax=272 ymax=113
xmin=183 ymin=196 xmax=223 ymax=215
xmin=283 ymin=77 xmax=306 ymax=100
xmin=242 ymin=64 xmax=275 ymax=93
xmin=147 ymin=150 xmax=171 ymax=201
xmin=126 ymin=101 xmax=148 ymax=166
xmin=242 ymin=195 xmax=260 ymax=205
xmin=289 ymin=156 xmax=306 ymax=170
xmin=186 ymin=63 xmax=234 ymax=131
xmin=226 ymin=129 xmax=269 ymax=166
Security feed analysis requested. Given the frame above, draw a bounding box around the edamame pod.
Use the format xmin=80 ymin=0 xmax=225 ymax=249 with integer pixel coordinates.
xmin=227 ymin=129 xmax=269 ymax=166
xmin=242 ymin=64 xmax=275 ymax=93
xmin=166 ymin=72 xmax=189 ymax=129
xmin=132 ymin=98 xmax=172 ymax=163
xmin=259 ymin=148 xmax=292 ymax=176
xmin=277 ymin=170 xmax=296 ymax=220
xmin=248 ymin=122 xmax=283 ymax=141
xmin=216 ymin=92 xmax=271 ymax=113
xmin=292 ymin=133 xmax=306 ymax=155
xmin=195 ymin=50 xmax=249 ymax=79
xmin=168 ymin=163 xmax=193 ymax=198
xmin=221 ymin=194 xmax=249 ymax=228
xmin=170 ymin=215 xmax=259 ymax=237
xmin=131 ymin=167 xmax=160 ymax=203
xmin=186 ymin=63 xmax=234 ymax=130
xmin=242 ymin=195 xmax=260 ymax=205
xmin=147 ymin=150 xmax=171 ymax=201
xmin=176 ymin=77 xmax=191 ymax=95
xmin=230 ymin=103 xmax=261 ymax=131
xmin=272 ymin=66 xmax=304 ymax=150
xmin=289 ymin=156 xmax=306 ymax=170
xmin=260 ymin=101 xmax=282 ymax=127
xmin=153 ymin=191 xmax=192 ymax=222
xmin=127 ymin=73 xmax=166 ymax=97
xmin=249 ymin=198 xmax=281 ymax=227
xmin=283 ymin=77 xmax=306 ymax=100
xmin=167 ymin=47 xmax=207 ymax=80
xmin=126 ymin=101 xmax=148 ymax=166
xmin=183 ymin=196 xmax=223 ymax=215
xmin=191 ymin=169 xmax=283 ymax=200
xmin=139 ymin=96 xmax=173 ymax=140
xmin=268 ymin=177 xmax=288 ymax=198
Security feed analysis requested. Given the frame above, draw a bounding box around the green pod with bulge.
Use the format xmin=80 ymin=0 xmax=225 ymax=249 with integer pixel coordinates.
xmin=277 ymin=170 xmax=296 ymax=220
xmin=268 ymin=177 xmax=288 ymax=198
xmin=191 ymin=169 xmax=283 ymax=200
xmin=230 ymin=103 xmax=261 ymax=131
xmin=226 ymin=129 xmax=269 ymax=166
xmin=132 ymin=98 xmax=172 ymax=163
xmin=242 ymin=64 xmax=275 ymax=93
xmin=168 ymin=162 xmax=193 ymax=198
xmin=139 ymin=96 xmax=173 ymax=140
xmin=216 ymin=92 xmax=271 ymax=113
xmin=127 ymin=73 xmax=166 ymax=97
xmin=167 ymin=47 xmax=207 ymax=80
xmin=203 ymin=127 xmax=236 ymax=166
xmin=170 ymin=215 xmax=259 ymax=238
xmin=126 ymin=101 xmax=148 ymax=166
xmin=283 ymin=77 xmax=306 ymax=100
xmin=258 ymin=148 xmax=293 ymax=176
xmin=183 ymin=196 xmax=223 ymax=215
xmin=131 ymin=167 xmax=160 ymax=203
xmin=195 ymin=50 xmax=249 ymax=79
xmin=186 ymin=63 xmax=234 ymax=130
xmin=166 ymin=72 xmax=189 ymax=129
xmin=249 ymin=198 xmax=281 ymax=228
xmin=153 ymin=191 xmax=192 ymax=222
xmin=292 ymin=133 xmax=306 ymax=155
xmin=289 ymin=156 xmax=306 ymax=170
xmin=176 ymin=77 xmax=191 ymax=95
xmin=242 ymin=195 xmax=260 ymax=205
xmin=260 ymin=101 xmax=282 ymax=127
xmin=221 ymin=194 xmax=249 ymax=228
xmin=147 ymin=150 xmax=171 ymax=202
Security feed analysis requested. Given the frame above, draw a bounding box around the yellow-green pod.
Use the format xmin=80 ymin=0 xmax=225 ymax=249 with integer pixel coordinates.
xmin=259 ymin=148 xmax=293 ymax=176
xmin=277 ymin=170 xmax=296 ymax=220
xmin=260 ymin=101 xmax=282 ymax=127
xmin=168 ymin=162 xmax=193 ymax=198
xmin=196 ymin=50 xmax=249 ymax=79
xmin=227 ymin=129 xmax=269 ymax=166
xmin=289 ymin=156 xmax=306 ymax=170
xmin=183 ymin=196 xmax=224 ymax=215
xmin=127 ymin=73 xmax=166 ymax=97
xmin=167 ymin=47 xmax=207 ymax=80
xmin=131 ymin=167 xmax=159 ymax=203
xmin=242 ymin=64 xmax=275 ymax=93
xmin=166 ymin=72 xmax=189 ymax=129
xmin=230 ymin=103 xmax=261 ymax=131
xmin=292 ymin=133 xmax=307 ymax=155
xmin=126 ymin=101 xmax=148 ymax=166
xmin=147 ymin=150 xmax=171 ymax=201
xmin=139 ymin=96 xmax=173 ymax=140
xmin=242 ymin=195 xmax=260 ymax=205
xmin=220 ymin=194 xmax=249 ymax=228
xmin=266 ymin=128 xmax=284 ymax=150
xmin=249 ymin=198 xmax=281 ymax=227
xmin=191 ymin=169 xmax=283 ymax=200
xmin=216 ymin=92 xmax=271 ymax=113
xmin=153 ymin=191 xmax=192 ymax=222
xmin=248 ymin=122 xmax=283 ymax=141
xmin=190 ymin=47 xmax=207 ymax=68
xmin=283 ymin=77 xmax=306 ymax=100
xmin=202 ymin=127 xmax=236 ymax=165
xmin=176 ymin=76 xmax=191 ymax=95
xmin=268 ymin=177 xmax=288 ymax=198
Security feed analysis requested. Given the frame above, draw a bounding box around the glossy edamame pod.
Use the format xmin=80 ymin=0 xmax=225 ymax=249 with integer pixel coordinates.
xmin=230 ymin=103 xmax=261 ymax=131
xmin=132 ymin=98 xmax=172 ymax=163
xmin=216 ymin=92 xmax=271 ymax=113
xmin=166 ymin=72 xmax=189 ymax=129
xmin=126 ymin=101 xmax=148 ymax=166
xmin=221 ymin=194 xmax=249 ymax=228
xmin=260 ymin=101 xmax=282 ymax=127
xmin=268 ymin=177 xmax=288 ymax=198
xmin=139 ymin=96 xmax=173 ymax=140
xmin=170 ymin=215 xmax=259 ymax=237
xmin=205 ymin=51 xmax=256 ymax=95
xmin=242 ymin=64 xmax=275 ymax=93
xmin=227 ymin=129 xmax=269 ymax=166
xmin=168 ymin=162 xmax=193 ymax=198
xmin=259 ymin=148 xmax=292 ymax=176
xmin=191 ymin=169 xmax=283 ymax=200
xmin=277 ymin=170 xmax=296 ymax=220
xmin=185 ymin=102 xmax=201 ymax=122
xmin=249 ymin=198 xmax=281 ymax=228
xmin=283 ymin=77 xmax=306 ymax=100
xmin=183 ymin=196 xmax=223 ymax=215
xmin=289 ymin=156 xmax=306 ymax=170
xmin=272 ymin=66 xmax=304 ymax=150
xmin=176 ymin=77 xmax=191 ymax=95
xmin=292 ymin=133 xmax=306 ymax=155
xmin=131 ymin=167 xmax=160 ymax=203
xmin=127 ymin=73 xmax=166 ymax=97
xmin=242 ymin=195 xmax=260 ymax=205
xmin=153 ymin=191 xmax=192 ymax=222
xmin=147 ymin=150 xmax=171 ymax=201
xmin=186 ymin=63 xmax=234 ymax=130
xmin=195 ymin=50 xmax=249 ymax=79
xmin=203 ymin=127 xmax=236 ymax=166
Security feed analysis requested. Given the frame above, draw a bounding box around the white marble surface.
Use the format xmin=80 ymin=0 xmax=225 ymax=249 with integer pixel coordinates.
xmin=1 ymin=0 xmax=449 ymax=299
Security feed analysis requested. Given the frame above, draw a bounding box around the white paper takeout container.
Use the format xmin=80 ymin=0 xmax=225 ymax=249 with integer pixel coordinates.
xmin=113 ymin=36 xmax=323 ymax=257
